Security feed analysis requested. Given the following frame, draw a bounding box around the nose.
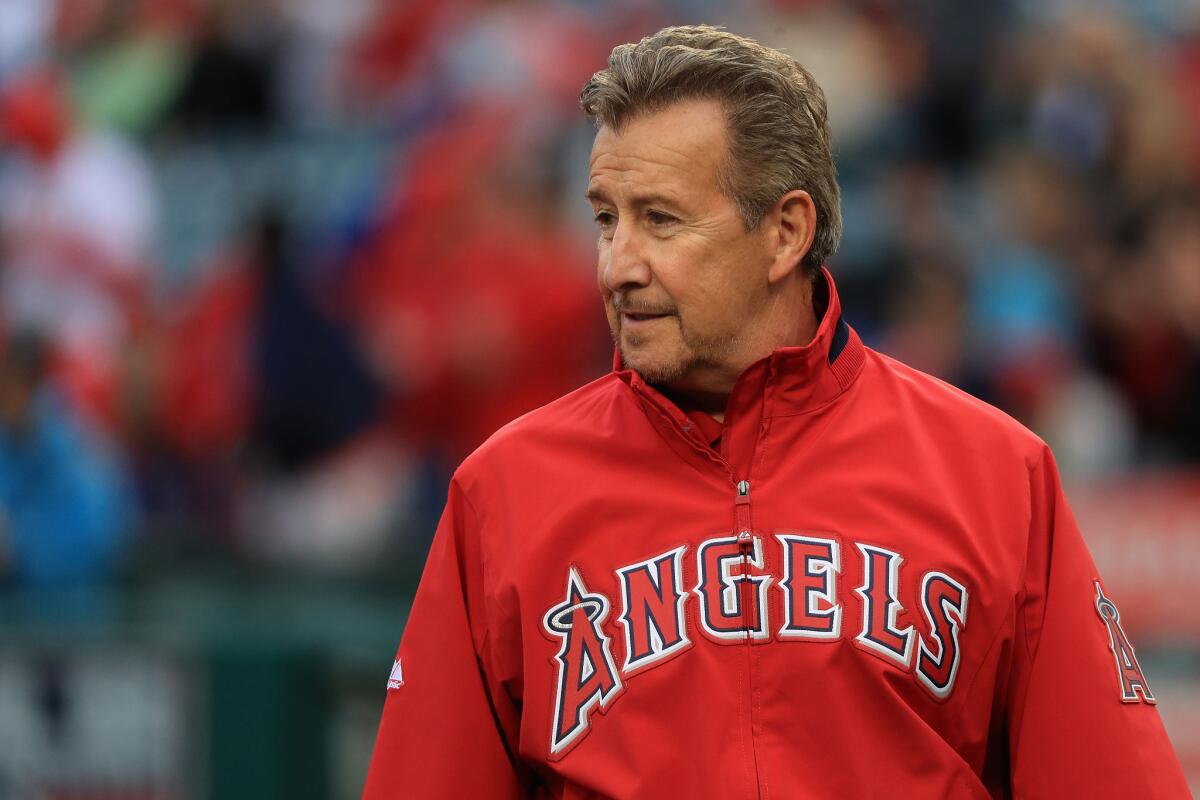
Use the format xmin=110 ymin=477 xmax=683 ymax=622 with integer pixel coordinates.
xmin=600 ymin=220 xmax=652 ymax=294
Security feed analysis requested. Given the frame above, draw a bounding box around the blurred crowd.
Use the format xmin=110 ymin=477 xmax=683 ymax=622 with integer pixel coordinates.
xmin=1 ymin=0 xmax=1199 ymax=593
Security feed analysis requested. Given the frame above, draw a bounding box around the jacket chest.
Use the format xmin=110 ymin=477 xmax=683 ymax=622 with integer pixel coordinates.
xmin=504 ymin=477 xmax=1008 ymax=762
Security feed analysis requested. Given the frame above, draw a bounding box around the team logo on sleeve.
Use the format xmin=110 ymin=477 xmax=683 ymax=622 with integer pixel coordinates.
xmin=1094 ymin=581 xmax=1155 ymax=704
xmin=542 ymin=568 xmax=624 ymax=757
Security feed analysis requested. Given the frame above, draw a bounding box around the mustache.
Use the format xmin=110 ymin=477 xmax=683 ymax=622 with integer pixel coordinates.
xmin=611 ymin=296 xmax=677 ymax=316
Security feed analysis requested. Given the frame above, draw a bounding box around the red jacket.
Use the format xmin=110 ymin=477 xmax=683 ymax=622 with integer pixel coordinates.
xmin=364 ymin=270 xmax=1188 ymax=798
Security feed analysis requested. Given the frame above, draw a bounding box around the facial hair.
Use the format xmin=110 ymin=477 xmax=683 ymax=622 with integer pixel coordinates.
xmin=610 ymin=305 xmax=741 ymax=388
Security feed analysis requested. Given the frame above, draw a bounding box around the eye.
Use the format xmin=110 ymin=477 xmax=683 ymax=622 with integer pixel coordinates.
xmin=647 ymin=210 xmax=677 ymax=226
xmin=594 ymin=210 xmax=616 ymax=231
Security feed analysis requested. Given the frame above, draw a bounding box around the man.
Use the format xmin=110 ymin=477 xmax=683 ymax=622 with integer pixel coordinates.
xmin=364 ymin=26 xmax=1188 ymax=798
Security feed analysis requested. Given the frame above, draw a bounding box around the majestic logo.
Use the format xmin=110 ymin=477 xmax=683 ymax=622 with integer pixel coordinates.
xmin=542 ymin=568 xmax=624 ymax=757
xmin=386 ymin=658 xmax=404 ymax=690
xmin=1094 ymin=581 xmax=1155 ymax=704
xmin=542 ymin=533 xmax=971 ymax=758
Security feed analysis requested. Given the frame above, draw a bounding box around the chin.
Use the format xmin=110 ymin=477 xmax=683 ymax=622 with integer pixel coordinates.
xmin=619 ymin=345 xmax=688 ymax=386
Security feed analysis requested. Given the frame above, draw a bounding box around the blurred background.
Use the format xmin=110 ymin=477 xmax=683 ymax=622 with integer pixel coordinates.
xmin=0 ymin=0 xmax=1197 ymax=797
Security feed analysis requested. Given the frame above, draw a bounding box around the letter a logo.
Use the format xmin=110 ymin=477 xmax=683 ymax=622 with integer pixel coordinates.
xmin=1094 ymin=581 xmax=1155 ymax=704
xmin=542 ymin=568 xmax=623 ymax=758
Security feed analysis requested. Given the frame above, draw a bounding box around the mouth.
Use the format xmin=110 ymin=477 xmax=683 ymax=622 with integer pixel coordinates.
xmin=620 ymin=311 xmax=673 ymax=328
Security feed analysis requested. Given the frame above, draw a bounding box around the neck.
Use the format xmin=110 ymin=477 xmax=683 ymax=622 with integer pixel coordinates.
xmin=665 ymin=274 xmax=820 ymax=422
xmin=661 ymin=385 xmax=731 ymax=421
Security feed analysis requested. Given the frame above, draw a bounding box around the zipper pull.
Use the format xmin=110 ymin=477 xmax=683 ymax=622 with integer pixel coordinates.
xmin=735 ymin=480 xmax=751 ymax=505
xmin=736 ymin=530 xmax=755 ymax=635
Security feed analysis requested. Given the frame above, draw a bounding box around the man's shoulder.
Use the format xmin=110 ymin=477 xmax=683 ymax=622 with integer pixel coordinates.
xmin=456 ymin=373 xmax=626 ymax=476
xmin=864 ymin=348 xmax=1046 ymax=460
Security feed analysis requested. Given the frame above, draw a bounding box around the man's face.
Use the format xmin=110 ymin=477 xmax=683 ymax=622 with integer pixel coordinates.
xmin=587 ymin=99 xmax=775 ymax=389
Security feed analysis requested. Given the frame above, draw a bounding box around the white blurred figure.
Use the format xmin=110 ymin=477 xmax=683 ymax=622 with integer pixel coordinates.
xmin=0 ymin=67 xmax=156 ymax=422
xmin=1036 ymin=366 xmax=1137 ymax=477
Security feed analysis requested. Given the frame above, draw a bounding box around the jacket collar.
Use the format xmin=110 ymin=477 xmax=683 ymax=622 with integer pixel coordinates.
xmin=613 ymin=267 xmax=866 ymax=472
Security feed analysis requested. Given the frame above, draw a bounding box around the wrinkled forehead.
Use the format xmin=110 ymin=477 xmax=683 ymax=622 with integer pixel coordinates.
xmin=586 ymin=99 xmax=730 ymax=196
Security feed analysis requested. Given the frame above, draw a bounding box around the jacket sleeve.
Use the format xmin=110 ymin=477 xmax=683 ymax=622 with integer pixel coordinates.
xmin=1006 ymin=446 xmax=1189 ymax=798
xmin=363 ymin=477 xmax=526 ymax=799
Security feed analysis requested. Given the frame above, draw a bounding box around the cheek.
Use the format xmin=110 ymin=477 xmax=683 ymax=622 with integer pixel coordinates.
xmin=679 ymin=260 xmax=747 ymax=332
xmin=641 ymin=244 xmax=691 ymax=302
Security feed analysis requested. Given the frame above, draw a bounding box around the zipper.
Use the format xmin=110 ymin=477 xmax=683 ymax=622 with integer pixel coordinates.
xmin=734 ymin=479 xmax=752 ymax=532
xmin=735 ymin=480 xmax=754 ymax=636
xmin=734 ymin=480 xmax=764 ymax=800
xmin=737 ymin=529 xmax=755 ymax=634
xmin=731 ymin=478 xmax=754 ymax=639
xmin=735 ymin=479 xmax=755 ymax=636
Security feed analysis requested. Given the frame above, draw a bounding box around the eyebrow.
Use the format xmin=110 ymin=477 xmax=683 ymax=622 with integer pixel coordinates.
xmin=584 ymin=187 xmax=684 ymax=209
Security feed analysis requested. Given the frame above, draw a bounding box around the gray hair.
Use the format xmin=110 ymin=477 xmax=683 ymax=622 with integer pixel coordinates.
xmin=581 ymin=25 xmax=842 ymax=277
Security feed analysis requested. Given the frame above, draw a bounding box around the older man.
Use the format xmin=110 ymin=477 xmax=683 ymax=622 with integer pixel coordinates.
xmin=364 ymin=26 xmax=1187 ymax=798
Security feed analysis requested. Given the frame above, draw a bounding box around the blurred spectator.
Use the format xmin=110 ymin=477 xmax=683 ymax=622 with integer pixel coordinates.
xmin=1086 ymin=195 xmax=1200 ymax=462
xmin=275 ymin=0 xmax=377 ymax=125
xmin=248 ymin=207 xmax=380 ymax=472
xmin=166 ymin=0 xmax=280 ymax=133
xmin=129 ymin=222 xmax=258 ymax=547
xmin=0 ymin=67 xmax=155 ymax=426
xmin=135 ymin=205 xmax=383 ymax=551
xmin=0 ymin=331 xmax=132 ymax=589
xmin=347 ymin=109 xmax=604 ymax=465
xmin=967 ymin=147 xmax=1082 ymax=422
xmin=68 ymin=0 xmax=195 ymax=136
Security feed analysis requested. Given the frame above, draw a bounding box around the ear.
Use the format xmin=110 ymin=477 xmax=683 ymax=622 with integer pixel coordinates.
xmin=766 ymin=189 xmax=817 ymax=285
